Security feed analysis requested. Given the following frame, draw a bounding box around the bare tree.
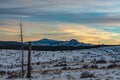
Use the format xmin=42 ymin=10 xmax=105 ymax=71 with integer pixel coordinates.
xmin=19 ymin=19 xmax=24 ymax=78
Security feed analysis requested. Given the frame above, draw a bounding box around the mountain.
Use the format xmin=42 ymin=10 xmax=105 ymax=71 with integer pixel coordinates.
xmin=28 ymin=38 xmax=92 ymax=46
xmin=0 ymin=41 xmax=22 ymax=46
xmin=0 ymin=38 xmax=92 ymax=47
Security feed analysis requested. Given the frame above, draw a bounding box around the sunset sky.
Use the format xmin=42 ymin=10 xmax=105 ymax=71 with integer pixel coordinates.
xmin=0 ymin=0 xmax=120 ymax=44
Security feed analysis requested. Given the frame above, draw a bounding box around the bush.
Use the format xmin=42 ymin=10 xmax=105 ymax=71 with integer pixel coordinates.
xmin=100 ymin=66 xmax=105 ymax=69
xmin=54 ymin=61 xmax=67 ymax=67
xmin=36 ymin=62 xmax=40 ymax=65
xmin=107 ymin=64 xmax=120 ymax=69
xmin=0 ymin=70 xmax=6 ymax=75
xmin=80 ymin=71 xmax=95 ymax=78
xmin=41 ymin=71 xmax=48 ymax=74
xmin=66 ymin=74 xmax=76 ymax=80
xmin=81 ymin=64 xmax=89 ymax=68
xmin=62 ymin=66 xmax=71 ymax=70
xmin=90 ymin=64 xmax=98 ymax=69
xmin=7 ymin=71 xmax=21 ymax=79
xmin=96 ymin=59 xmax=107 ymax=63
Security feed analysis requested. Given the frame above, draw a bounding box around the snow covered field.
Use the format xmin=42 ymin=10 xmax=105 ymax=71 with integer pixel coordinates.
xmin=0 ymin=46 xmax=120 ymax=80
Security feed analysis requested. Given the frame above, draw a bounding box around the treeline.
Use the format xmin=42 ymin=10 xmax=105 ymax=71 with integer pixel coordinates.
xmin=0 ymin=45 xmax=117 ymax=51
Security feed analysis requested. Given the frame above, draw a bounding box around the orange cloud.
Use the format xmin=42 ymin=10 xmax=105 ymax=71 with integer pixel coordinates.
xmin=0 ymin=20 xmax=120 ymax=45
xmin=57 ymin=23 xmax=120 ymax=44
xmin=0 ymin=27 xmax=18 ymax=33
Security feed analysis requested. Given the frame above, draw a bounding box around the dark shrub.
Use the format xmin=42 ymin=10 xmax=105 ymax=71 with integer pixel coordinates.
xmin=100 ymin=66 xmax=105 ymax=69
xmin=96 ymin=59 xmax=107 ymax=63
xmin=81 ymin=64 xmax=89 ymax=68
xmin=7 ymin=72 xmax=21 ymax=79
xmin=54 ymin=61 xmax=67 ymax=67
xmin=80 ymin=71 xmax=95 ymax=78
xmin=41 ymin=71 xmax=48 ymax=74
xmin=107 ymin=64 xmax=120 ymax=69
xmin=36 ymin=62 xmax=40 ymax=65
xmin=62 ymin=66 xmax=68 ymax=70
xmin=90 ymin=64 xmax=98 ymax=69
xmin=0 ymin=70 xmax=6 ymax=75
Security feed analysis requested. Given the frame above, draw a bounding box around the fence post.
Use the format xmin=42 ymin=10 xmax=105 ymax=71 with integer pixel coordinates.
xmin=27 ymin=42 xmax=32 ymax=78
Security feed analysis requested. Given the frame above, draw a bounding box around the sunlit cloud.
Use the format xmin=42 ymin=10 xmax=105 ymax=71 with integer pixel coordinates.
xmin=57 ymin=23 xmax=120 ymax=44
xmin=0 ymin=27 xmax=17 ymax=33
xmin=0 ymin=20 xmax=120 ymax=44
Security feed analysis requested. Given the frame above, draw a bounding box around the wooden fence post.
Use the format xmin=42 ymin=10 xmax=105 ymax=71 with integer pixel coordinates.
xmin=27 ymin=42 xmax=32 ymax=78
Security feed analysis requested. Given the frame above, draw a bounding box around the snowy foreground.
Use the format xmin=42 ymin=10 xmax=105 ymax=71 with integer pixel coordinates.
xmin=0 ymin=46 xmax=120 ymax=80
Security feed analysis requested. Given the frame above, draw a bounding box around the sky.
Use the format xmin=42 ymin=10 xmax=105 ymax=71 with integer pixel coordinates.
xmin=0 ymin=0 xmax=120 ymax=45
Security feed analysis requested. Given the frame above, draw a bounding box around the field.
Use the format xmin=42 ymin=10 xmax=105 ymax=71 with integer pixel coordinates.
xmin=0 ymin=46 xmax=120 ymax=80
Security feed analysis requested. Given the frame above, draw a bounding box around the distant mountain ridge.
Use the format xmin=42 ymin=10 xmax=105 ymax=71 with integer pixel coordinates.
xmin=0 ymin=38 xmax=92 ymax=47
xmin=26 ymin=38 xmax=92 ymax=46
xmin=0 ymin=41 xmax=22 ymax=46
